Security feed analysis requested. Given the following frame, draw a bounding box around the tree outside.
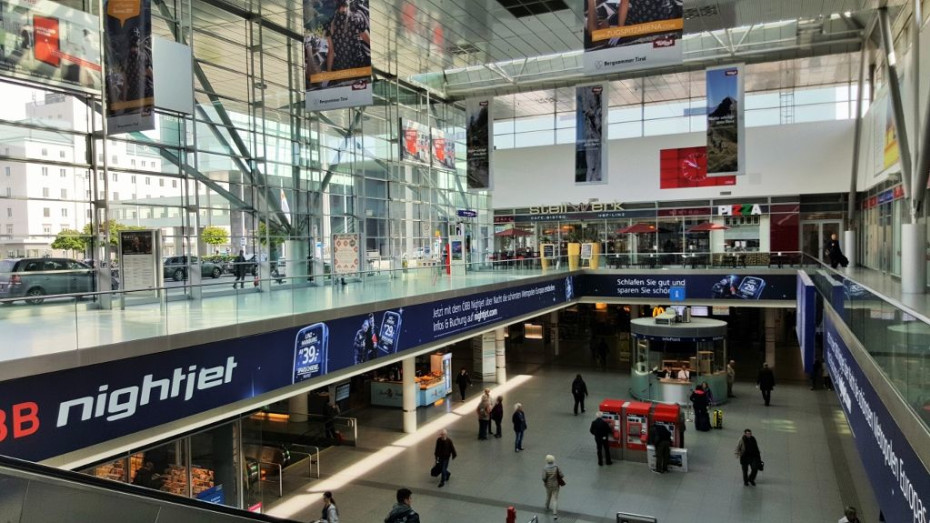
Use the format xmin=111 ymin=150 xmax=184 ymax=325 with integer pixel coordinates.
xmin=51 ymin=229 xmax=88 ymax=258
xmin=202 ymin=226 xmax=229 ymax=252
xmin=81 ymin=220 xmax=146 ymax=249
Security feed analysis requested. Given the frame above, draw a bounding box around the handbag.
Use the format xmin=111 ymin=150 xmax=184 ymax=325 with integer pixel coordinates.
xmin=556 ymin=468 xmax=566 ymax=487
xmin=430 ymin=460 xmax=441 ymax=477
xmin=758 ymin=460 xmax=765 ymax=472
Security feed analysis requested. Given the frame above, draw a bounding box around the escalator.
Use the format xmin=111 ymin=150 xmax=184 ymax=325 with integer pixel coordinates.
xmin=0 ymin=455 xmax=297 ymax=523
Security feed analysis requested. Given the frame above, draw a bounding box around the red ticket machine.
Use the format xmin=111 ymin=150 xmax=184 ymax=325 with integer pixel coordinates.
xmin=652 ymin=403 xmax=684 ymax=448
xmin=623 ymin=401 xmax=651 ymax=462
xmin=597 ymin=399 xmax=625 ymax=460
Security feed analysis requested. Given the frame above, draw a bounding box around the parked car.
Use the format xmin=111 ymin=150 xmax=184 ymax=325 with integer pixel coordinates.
xmin=0 ymin=258 xmax=96 ymax=304
xmin=163 ymin=256 xmax=222 ymax=282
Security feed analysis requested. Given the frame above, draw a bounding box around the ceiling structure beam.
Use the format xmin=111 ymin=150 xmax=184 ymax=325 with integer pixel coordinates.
xmin=877 ymin=7 xmax=914 ymax=218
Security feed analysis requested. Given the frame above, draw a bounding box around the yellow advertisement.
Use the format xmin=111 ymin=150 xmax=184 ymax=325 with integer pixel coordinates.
xmin=883 ymin=99 xmax=900 ymax=169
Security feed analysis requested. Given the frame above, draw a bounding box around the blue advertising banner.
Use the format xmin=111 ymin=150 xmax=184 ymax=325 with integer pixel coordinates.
xmin=824 ymin=316 xmax=930 ymax=523
xmin=0 ymin=277 xmax=571 ymax=461
xmin=578 ymin=273 xmax=797 ymax=301
xmin=705 ymin=65 xmax=744 ymax=176
xmin=796 ymin=272 xmax=816 ymax=374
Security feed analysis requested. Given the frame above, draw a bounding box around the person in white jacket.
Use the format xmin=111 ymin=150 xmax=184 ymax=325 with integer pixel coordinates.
xmin=314 ymin=491 xmax=339 ymax=523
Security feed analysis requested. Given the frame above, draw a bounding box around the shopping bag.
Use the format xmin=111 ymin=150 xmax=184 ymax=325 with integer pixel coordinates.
xmin=430 ymin=461 xmax=441 ymax=477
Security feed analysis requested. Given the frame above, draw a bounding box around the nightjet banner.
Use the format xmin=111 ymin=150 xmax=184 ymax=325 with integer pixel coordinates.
xmin=304 ymin=0 xmax=372 ymax=111
xmin=0 ymin=277 xmax=571 ymax=461
xmin=824 ymin=317 xmax=930 ymax=523
xmin=705 ymin=65 xmax=744 ymax=176
xmin=104 ymin=0 xmax=154 ymax=134
xmin=578 ymin=273 xmax=797 ymax=301
xmin=583 ymin=0 xmax=683 ymax=75
xmin=575 ymin=85 xmax=606 ymax=184
xmin=0 ymin=0 xmax=102 ymax=91
xmin=466 ymin=98 xmax=492 ymax=189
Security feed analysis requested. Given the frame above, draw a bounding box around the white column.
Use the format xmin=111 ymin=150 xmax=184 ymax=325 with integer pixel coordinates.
xmin=843 ymin=230 xmax=856 ymax=270
xmin=472 ymin=332 xmax=497 ymax=381
xmin=549 ymin=311 xmax=560 ymax=356
xmin=289 ymin=393 xmax=307 ymax=422
xmin=402 ymin=356 xmax=417 ymax=434
xmin=902 ymin=223 xmax=927 ymax=294
xmin=495 ymin=327 xmax=507 ymax=384
xmin=764 ymin=309 xmax=776 ymax=366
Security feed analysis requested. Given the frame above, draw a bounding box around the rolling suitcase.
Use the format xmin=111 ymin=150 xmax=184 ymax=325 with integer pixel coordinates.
xmin=712 ymin=409 xmax=723 ymax=429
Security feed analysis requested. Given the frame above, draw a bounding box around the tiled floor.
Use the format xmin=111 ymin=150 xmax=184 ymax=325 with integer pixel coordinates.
xmin=265 ymin=355 xmax=878 ymax=522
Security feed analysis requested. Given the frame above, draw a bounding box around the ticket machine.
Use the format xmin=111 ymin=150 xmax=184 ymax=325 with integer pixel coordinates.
xmin=652 ymin=403 xmax=684 ymax=448
xmin=623 ymin=401 xmax=651 ymax=462
xmin=598 ymin=399 xmax=686 ymax=465
xmin=597 ymin=399 xmax=626 ymax=460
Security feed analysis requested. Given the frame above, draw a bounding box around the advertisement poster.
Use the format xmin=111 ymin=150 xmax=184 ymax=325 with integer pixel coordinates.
xmin=883 ymin=96 xmax=900 ymax=169
xmin=119 ymin=229 xmax=157 ymax=293
xmin=660 ymin=147 xmax=736 ymax=189
xmin=706 ymin=65 xmax=744 ymax=176
xmin=104 ymin=0 xmax=154 ymax=134
xmin=332 ymin=233 xmax=359 ymax=275
xmin=575 ymin=85 xmax=606 ymax=184
xmin=825 ymin=317 xmax=930 ymax=523
xmin=582 ymin=0 xmax=684 ymax=75
xmin=400 ymin=118 xmax=430 ymax=164
xmin=0 ymin=0 xmax=102 ymax=90
xmin=0 ymin=277 xmax=568 ymax=461
xmin=430 ymin=127 xmax=456 ymax=170
xmin=466 ymin=98 xmax=492 ymax=190
xmin=303 ymin=0 xmax=372 ymax=111
xmin=578 ymin=273 xmax=797 ymax=301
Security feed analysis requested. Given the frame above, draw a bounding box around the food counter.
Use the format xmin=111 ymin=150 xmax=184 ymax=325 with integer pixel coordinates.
xmin=371 ymin=373 xmax=451 ymax=407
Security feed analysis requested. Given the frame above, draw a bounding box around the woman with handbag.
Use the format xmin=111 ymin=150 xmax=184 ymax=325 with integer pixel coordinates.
xmin=541 ymin=454 xmax=564 ymax=518
xmin=735 ymin=428 xmax=762 ymax=486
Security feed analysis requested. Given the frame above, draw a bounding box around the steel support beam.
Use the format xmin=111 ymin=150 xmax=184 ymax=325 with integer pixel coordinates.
xmin=849 ymin=39 xmax=868 ymax=224
xmin=878 ymin=8 xmax=914 ymax=218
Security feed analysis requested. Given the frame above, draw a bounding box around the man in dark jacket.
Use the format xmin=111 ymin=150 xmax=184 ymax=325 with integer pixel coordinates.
xmin=571 ymin=374 xmax=588 ymax=415
xmin=757 ymin=363 xmax=776 ymax=406
xmin=384 ymin=488 xmax=419 ymax=523
xmin=825 ymin=233 xmax=847 ymax=269
xmin=735 ymin=429 xmax=762 ymax=486
xmin=232 ymin=249 xmax=247 ymax=289
xmin=455 ymin=368 xmax=471 ymax=401
xmin=652 ymin=423 xmax=672 ymax=473
xmin=589 ymin=415 xmax=613 ymax=466
xmin=434 ymin=429 xmax=457 ymax=487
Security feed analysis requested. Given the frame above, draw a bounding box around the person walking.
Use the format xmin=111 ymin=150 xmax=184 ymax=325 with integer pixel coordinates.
xmin=838 ymin=506 xmax=862 ymax=523
xmin=726 ymin=360 xmax=736 ymax=398
xmin=541 ymin=454 xmax=563 ymax=519
xmin=477 ymin=388 xmax=491 ymax=440
xmin=589 ymin=414 xmax=613 ymax=466
xmin=433 ymin=429 xmax=457 ymax=488
xmin=313 ymin=491 xmax=339 ymax=523
xmin=233 ymin=249 xmax=247 ymax=289
xmin=490 ymin=396 xmax=504 ymax=438
xmin=384 ymin=488 xmax=419 ymax=523
xmin=652 ymin=422 xmax=672 ymax=473
xmin=757 ymin=363 xmax=776 ymax=406
xmin=455 ymin=368 xmax=471 ymax=401
xmin=571 ymin=374 xmax=588 ymax=416
xmin=735 ymin=428 xmax=762 ymax=486
xmin=512 ymin=403 xmax=527 ymax=452
xmin=596 ymin=338 xmax=608 ymax=371
xmin=825 ymin=233 xmax=848 ymax=269
xmin=323 ymin=401 xmax=340 ymax=441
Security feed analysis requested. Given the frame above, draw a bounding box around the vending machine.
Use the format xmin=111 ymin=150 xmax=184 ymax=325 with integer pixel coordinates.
xmin=623 ymin=401 xmax=652 ymax=462
xmin=652 ymin=403 xmax=684 ymax=448
xmin=597 ymin=399 xmax=626 ymax=461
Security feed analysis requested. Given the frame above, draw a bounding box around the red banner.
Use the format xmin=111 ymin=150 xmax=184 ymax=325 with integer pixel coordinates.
xmin=660 ymin=147 xmax=736 ymax=189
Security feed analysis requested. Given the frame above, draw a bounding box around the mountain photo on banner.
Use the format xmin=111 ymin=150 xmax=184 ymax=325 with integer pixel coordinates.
xmin=706 ymin=67 xmax=740 ymax=175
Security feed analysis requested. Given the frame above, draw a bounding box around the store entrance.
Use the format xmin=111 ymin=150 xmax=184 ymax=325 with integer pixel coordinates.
xmin=801 ymin=220 xmax=842 ymax=264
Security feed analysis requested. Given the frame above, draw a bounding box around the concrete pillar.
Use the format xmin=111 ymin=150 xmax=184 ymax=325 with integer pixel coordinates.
xmin=402 ymin=356 xmax=417 ymax=434
xmin=764 ymin=308 xmax=776 ymax=366
xmin=472 ymin=332 xmax=497 ymax=381
xmin=901 ymin=223 xmax=927 ymax=294
xmin=289 ymin=393 xmax=308 ymax=422
xmin=844 ymin=230 xmax=856 ymax=271
xmin=549 ymin=311 xmax=560 ymax=356
xmin=285 ymin=239 xmax=309 ymax=285
xmin=495 ymin=327 xmax=507 ymax=384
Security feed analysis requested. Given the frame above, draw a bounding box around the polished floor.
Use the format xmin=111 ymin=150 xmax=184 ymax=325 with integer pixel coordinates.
xmin=264 ymin=348 xmax=879 ymax=523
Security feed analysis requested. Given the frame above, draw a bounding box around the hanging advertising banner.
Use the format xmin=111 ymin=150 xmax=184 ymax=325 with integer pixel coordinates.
xmin=104 ymin=0 xmax=154 ymax=134
xmin=430 ymin=127 xmax=456 ymax=170
xmin=466 ymin=98 xmax=492 ymax=190
xmin=0 ymin=0 xmax=102 ymax=91
xmin=303 ymin=0 xmax=372 ymax=112
xmin=332 ymin=233 xmax=359 ymax=275
xmin=660 ymin=147 xmax=736 ymax=189
xmin=575 ymin=85 xmax=606 ymax=183
xmin=582 ymin=0 xmax=683 ymax=75
xmin=399 ymin=118 xmax=430 ymax=165
xmin=883 ymin=96 xmax=900 ymax=169
xmin=705 ymin=65 xmax=744 ymax=176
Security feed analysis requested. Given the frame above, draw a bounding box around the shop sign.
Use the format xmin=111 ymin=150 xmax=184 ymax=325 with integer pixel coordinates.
xmin=715 ymin=204 xmax=765 ymax=216
xmin=528 ymin=201 xmax=624 ymax=214
xmin=493 ymin=216 xmax=514 ymax=224
xmin=893 ymin=185 xmax=905 ymax=199
xmin=457 ymin=209 xmax=478 ymax=218
xmin=878 ymin=189 xmax=894 ymax=205
xmin=658 ymin=208 xmax=711 ymax=217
